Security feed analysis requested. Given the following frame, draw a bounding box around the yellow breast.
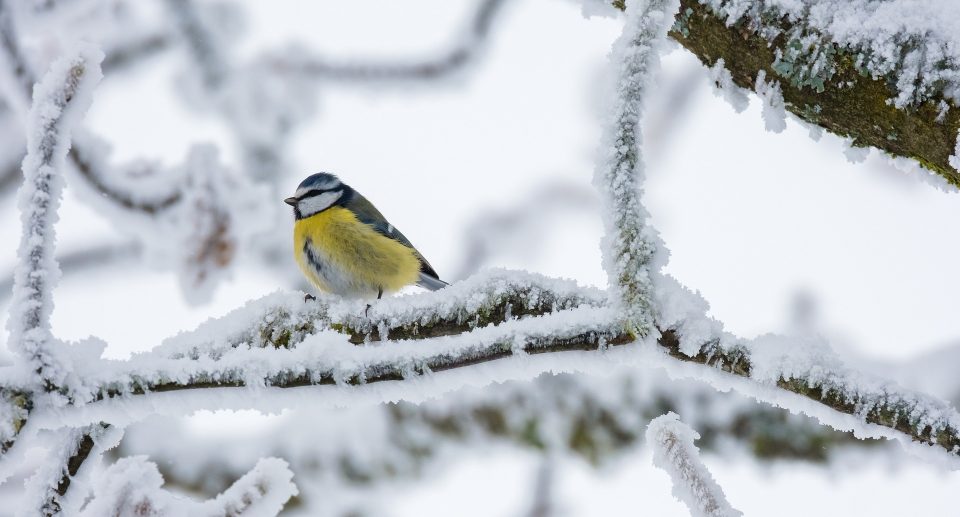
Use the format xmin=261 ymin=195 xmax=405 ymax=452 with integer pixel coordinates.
xmin=293 ymin=207 xmax=422 ymax=297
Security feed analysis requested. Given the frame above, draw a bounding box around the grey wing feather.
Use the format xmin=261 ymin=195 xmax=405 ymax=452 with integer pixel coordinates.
xmin=417 ymin=272 xmax=448 ymax=291
xmin=344 ymin=192 xmax=448 ymax=286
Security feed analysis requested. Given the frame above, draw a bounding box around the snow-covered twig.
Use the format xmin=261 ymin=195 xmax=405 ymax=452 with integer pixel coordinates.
xmin=7 ymin=46 xmax=103 ymax=392
xmin=18 ymin=423 xmax=114 ymax=517
xmin=162 ymin=0 xmax=228 ymax=90
xmin=450 ymin=181 xmax=598 ymax=281
xmin=647 ymin=412 xmax=742 ymax=517
xmin=78 ymin=456 xmax=297 ymax=517
xmin=65 ymin=146 xmax=181 ymax=214
xmin=594 ymin=0 xmax=678 ymax=336
xmin=200 ymin=457 xmax=298 ymax=517
xmin=0 ymin=241 xmax=140 ymax=305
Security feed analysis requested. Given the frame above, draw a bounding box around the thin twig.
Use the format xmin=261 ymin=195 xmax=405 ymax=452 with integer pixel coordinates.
xmin=273 ymin=0 xmax=507 ymax=82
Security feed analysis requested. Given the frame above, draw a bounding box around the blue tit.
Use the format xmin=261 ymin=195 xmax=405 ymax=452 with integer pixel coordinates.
xmin=285 ymin=172 xmax=448 ymax=300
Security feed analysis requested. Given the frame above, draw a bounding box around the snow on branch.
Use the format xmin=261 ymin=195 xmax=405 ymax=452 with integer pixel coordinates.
xmin=336 ymin=270 xmax=607 ymax=343
xmin=148 ymin=270 xmax=604 ymax=361
xmin=594 ymin=0 xmax=678 ymax=337
xmin=7 ymin=45 xmax=103 ymax=392
xmin=647 ymin=412 xmax=742 ymax=517
xmin=78 ymin=456 xmax=297 ymax=517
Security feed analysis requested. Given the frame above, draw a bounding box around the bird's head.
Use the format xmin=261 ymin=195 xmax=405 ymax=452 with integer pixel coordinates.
xmin=285 ymin=172 xmax=348 ymax=219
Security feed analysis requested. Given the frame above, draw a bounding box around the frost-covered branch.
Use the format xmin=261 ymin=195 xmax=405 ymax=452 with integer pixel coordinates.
xmin=654 ymin=278 xmax=960 ymax=462
xmin=608 ymin=0 xmax=960 ymax=185
xmin=89 ymin=304 xmax=626 ymax=401
xmin=594 ymin=0 xmax=678 ymax=336
xmin=78 ymin=456 xmax=297 ymax=517
xmin=19 ymin=423 xmax=114 ymax=517
xmin=113 ymin=369 xmax=880 ymax=511
xmin=9 ymin=266 xmax=944 ymax=463
xmin=8 ymin=46 xmax=103 ymax=392
xmin=647 ymin=413 xmax=742 ymax=517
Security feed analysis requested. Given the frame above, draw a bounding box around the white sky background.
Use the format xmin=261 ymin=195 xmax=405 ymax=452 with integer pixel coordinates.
xmin=1 ymin=0 xmax=960 ymax=514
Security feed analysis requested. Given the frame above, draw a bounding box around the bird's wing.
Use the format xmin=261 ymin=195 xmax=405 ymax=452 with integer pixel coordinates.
xmin=344 ymin=191 xmax=445 ymax=282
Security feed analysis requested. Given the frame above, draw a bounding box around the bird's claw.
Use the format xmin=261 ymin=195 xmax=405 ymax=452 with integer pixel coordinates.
xmin=304 ymin=293 xmax=316 ymax=303
xmin=364 ymin=303 xmax=372 ymax=317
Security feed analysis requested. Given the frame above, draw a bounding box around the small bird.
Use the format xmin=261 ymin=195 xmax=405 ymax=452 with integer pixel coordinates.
xmin=285 ymin=172 xmax=448 ymax=301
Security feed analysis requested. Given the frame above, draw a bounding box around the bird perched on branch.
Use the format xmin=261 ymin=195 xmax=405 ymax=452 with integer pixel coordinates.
xmin=285 ymin=172 xmax=448 ymax=302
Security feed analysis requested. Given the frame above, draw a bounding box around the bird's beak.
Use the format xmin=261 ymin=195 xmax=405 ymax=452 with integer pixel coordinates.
xmin=284 ymin=197 xmax=298 ymax=206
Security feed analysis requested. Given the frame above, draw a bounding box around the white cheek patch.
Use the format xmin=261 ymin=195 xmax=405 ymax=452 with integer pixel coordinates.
xmin=298 ymin=190 xmax=343 ymax=217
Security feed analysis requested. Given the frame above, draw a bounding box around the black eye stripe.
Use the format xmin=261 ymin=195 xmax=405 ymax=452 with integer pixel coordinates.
xmin=301 ymin=188 xmax=339 ymax=199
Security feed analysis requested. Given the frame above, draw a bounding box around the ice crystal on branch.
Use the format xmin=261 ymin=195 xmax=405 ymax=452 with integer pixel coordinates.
xmin=707 ymin=58 xmax=748 ymax=113
xmin=755 ymin=70 xmax=786 ymax=133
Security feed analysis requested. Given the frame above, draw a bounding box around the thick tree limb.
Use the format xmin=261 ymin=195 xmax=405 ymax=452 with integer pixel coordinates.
xmin=609 ymin=0 xmax=960 ymax=186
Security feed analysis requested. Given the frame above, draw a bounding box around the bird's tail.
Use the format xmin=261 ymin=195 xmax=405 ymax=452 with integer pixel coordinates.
xmin=417 ymin=272 xmax=449 ymax=291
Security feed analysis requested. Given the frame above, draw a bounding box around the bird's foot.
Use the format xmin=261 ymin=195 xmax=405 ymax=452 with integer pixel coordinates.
xmin=364 ymin=303 xmax=372 ymax=317
xmin=304 ymin=293 xmax=316 ymax=303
